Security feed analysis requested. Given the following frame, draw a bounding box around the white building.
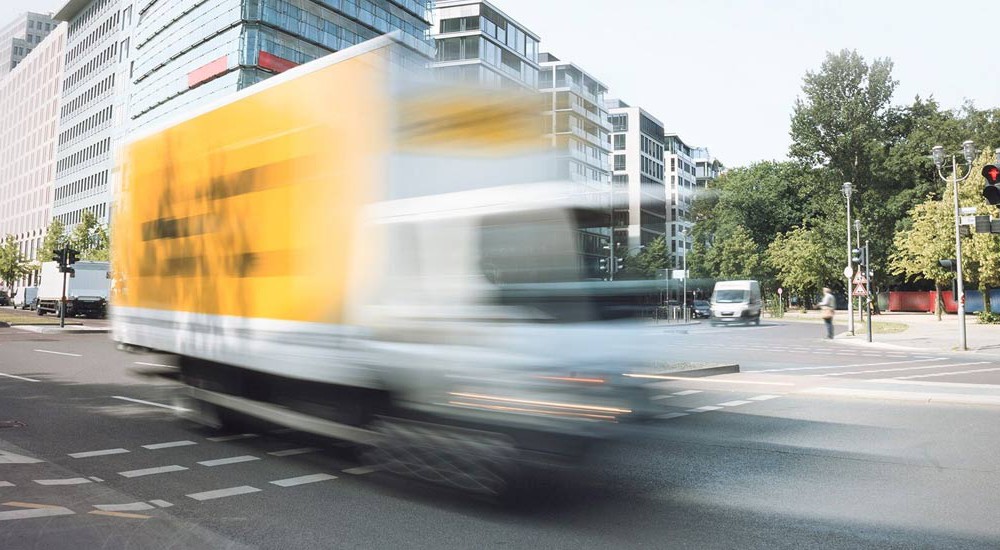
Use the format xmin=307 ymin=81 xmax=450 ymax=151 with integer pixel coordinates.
xmin=51 ymin=0 xmax=136 ymax=228
xmin=0 ymin=11 xmax=58 ymax=79
xmin=0 ymin=22 xmax=66 ymax=285
xmin=606 ymin=99 xmax=667 ymax=253
xmin=430 ymin=0 xmax=540 ymax=89
xmin=665 ymin=133 xmax=697 ymax=269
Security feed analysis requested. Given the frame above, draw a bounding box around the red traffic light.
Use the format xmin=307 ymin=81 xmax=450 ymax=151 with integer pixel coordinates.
xmin=984 ymin=165 xmax=1000 ymax=185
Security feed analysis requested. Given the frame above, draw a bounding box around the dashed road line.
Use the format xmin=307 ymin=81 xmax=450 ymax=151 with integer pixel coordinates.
xmin=748 ymin=395 xmax=782 ymax=401
xmin=0 ymin=482 xmax=14 ymax=488
xmin=113 ymin=396 xmax=190 ymax=412
xmin=0 ymin=502 xmax=75 ymax=521
xmin=651 ymin=394 xmax=673 ymax=400
xmin=34 ymin=349 xmax=81 ymax=357
xmin=142 ymin=440 xmax=197 ymax=450
xmin=268 ymin=447 xmax=319 ymax=457
xmin=342 ymin=466 xmax=378 ymax=475
xmin=673 ymin=390 xmax=702 ymax=396
xmin=718 ymin=400 xmax=753 ymax=407
xmin=756 ymin=358 xmax=945 ymax=373
xmin=655 ymin=412 xmax=690 ymax=420
xmin=69 ymin=448 xmax=129 ymax=459
xmin=186 ymin=486 xmax=260 ymax=501
xmin=34 ymin=477 xmax=92 ymax=486
xmin=119 ymin=465 xmax=188 ymax=478
xmin=149 ymin=500 xmax=173 ymax=508
xmin=686 ymin=405 xmax=725 ymax=413
xmin=825 ymin=362 xmax=988 ymax=377
xmin=892 ymin=366 xmax=1000 ymax=380
xmin=88 ymin=477 xmax=103 ymax=482
xmin=197 ymin=455 xmax=260 ymax=467
xmin=94 ymin=502 xmax=155 ymax=512
xmin=206 ymin=433 xmax=258 ymax=442
xmin=270 ymin=473 xmax=337 ymax=487
xmin=0 ymin=372 xmax=40 ymax=382
xmin=134 ymin=361 xmax=172 ymax=368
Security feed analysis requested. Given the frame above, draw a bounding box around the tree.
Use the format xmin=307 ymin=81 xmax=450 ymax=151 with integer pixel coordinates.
xmin=888 ymin=199 xmax=954 ymax=319
xmin=619 ymin=236 xmax=670 ymax=280
xmin=69 ymin=210 xmax=110 ymax=261
xmin=38 ymin=219 xmax=68 ymax=265
xmin=0 ymin=234 xmax=29 ymax=296
xmin=766 ymin=226 xmax=842 ymax=306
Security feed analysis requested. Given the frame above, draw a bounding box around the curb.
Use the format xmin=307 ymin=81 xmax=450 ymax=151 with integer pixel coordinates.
xmin=800 ymin=385 xmax=1000 ymax=407
xmin=627 ymin=363 xmax=740 ymax=381
xmin=11 ymin=325 xmax=109 ymax=334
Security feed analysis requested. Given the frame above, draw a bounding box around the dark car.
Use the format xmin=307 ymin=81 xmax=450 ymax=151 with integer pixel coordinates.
xmin=692 ymin=300 xmax=711 ymax=319
xmin=0 ymin=291 xmax=9 ymax=306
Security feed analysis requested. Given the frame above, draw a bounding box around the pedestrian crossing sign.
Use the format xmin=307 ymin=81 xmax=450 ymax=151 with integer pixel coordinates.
xmin=852 ymin=272 xmax=867 ymax=285
xmin=852 ymin=284 xmax=868 ymax=296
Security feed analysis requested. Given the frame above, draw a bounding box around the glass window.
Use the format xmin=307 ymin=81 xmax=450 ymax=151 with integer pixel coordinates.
xmin=614 ymin=155 xmax=625 ymax=171
xmin=613 ymin=134 xmax=625 ymax=150
xmin=462 ymin=16 xmax=479 ymax=30
xmin=437 ymin=37 xmax=460 ymax=61
xmin=441 ymin=18 xmax=460 ymax=33
xmin=463 ymin=36 xmax=479 ymax=59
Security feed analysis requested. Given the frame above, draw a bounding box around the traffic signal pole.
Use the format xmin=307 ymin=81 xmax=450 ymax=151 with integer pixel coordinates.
xmin=952 ymin=155 xmax=968 ymax=351
xmin=865 ymin=241 xmax=872 ymax=343
xmin=59 ymin=267 xmax=67 ymax=328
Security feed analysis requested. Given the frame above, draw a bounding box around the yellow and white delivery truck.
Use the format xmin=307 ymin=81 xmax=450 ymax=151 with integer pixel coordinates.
xmin=112 ymin=36 xmax=655 ymax=494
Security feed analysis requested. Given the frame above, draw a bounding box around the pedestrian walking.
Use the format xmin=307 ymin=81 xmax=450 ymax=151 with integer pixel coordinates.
xmin=819 ymin=287 xmax=836 ymax=339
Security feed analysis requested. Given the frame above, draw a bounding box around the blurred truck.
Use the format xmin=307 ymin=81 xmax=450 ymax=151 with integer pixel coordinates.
xmin=36 ymin=261 xmax=110 ymax=318
xmin=112 ymin=36 xmax=656 ymax=494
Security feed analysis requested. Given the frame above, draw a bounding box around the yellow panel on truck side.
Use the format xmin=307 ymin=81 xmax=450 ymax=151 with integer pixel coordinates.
xmin=113 ymin=49 xmax=389 ymax=324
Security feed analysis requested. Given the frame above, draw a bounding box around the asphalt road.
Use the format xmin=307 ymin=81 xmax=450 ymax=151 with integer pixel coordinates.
xmin=1 ymin=325 xmax=999 ymax=549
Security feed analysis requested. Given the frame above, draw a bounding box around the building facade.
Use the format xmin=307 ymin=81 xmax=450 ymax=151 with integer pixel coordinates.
xmin=0 ymin=11 xmax=58 ymax=79
xmin=430 ymin=0 xmax=539 ymax=89
xmin=665 ymin=133 xmax=696 ymax=270
xmin=606 ymin=100 xmax=667 ymax=253
xmin=52 ymin=0 xmax=135 ymax=228
xmin=693 ymin=146 xmax=724 ymax=187
xmin=129 ymin=0 xmax=435 ymax=133
xmin=0 ymin=23 xmax=66 ymax=286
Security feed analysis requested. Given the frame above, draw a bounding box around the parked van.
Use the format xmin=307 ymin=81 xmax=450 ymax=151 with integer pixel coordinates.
xmin=710 ymin=280 xmax=762 ymax=326
xmin=17 ymin=286 xmax=39 ymax=310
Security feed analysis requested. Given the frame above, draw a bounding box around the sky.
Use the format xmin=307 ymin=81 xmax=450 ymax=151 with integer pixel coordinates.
xmin=5 ymin=0 xmax=1000 ymax=167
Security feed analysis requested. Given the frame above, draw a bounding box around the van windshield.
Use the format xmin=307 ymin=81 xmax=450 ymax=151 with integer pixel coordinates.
xmin=714 ymin=290 xmax=748 ymax=303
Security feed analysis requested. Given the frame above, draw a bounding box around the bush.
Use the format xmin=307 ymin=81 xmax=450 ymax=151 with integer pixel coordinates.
xmin=976 ymin=311 xmax=1000 ymax=324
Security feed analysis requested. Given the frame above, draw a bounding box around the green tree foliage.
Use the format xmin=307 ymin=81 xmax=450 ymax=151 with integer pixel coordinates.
xmin=691 ymin=225 xmax=763 ymax=281
xmin=68 ymin=211 xmax=110 ymax=261
xmin=619 ymin=236 xmax=670 ymax=280
xmin=888 ymin=200 xmax=954 ymax=318
xmin=37 ymin=219 xmax=68 ymax=265
xmin=0 ymin=234 xmax=29 ymax=294
xmin=766 ymin=225 xmax=842 ymax=304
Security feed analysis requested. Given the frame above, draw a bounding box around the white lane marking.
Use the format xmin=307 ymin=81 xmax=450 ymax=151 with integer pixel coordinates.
xmin=119 ymin=465 xmax=188 ymax=478
xmin=34 ymin=477 xmax=92 ymax=486
xmin=673 ymin=390 xmax=702 ymax=396
xmin=88 ymin=477 xmax=103 ymax=482
xmin=651 ymin=394 xmax=673 ymax=401
xmin=893 ymin=366 xmax=1000 ymax=380
xmin=0 ymin=451 xmax=44 ymax=464
xmin=826 ymin=362 xmax=989 ymax=377
xmin=134 ymin=362 xmax=172 ymax=368
xmin=149 ymin=500 xmax=173 ymax=508
xmin=0 ymin=372 xmax=40 ymax=382
xmin=112 ymin=396 xmax=190 ymax=412
xmin=197 ymin=455 xmax=259 ymax=467
xmin=34 ymin=349 xmax=81 ymax=357
xmin=342 ymin=466 xmax=379 ymax=475
xmin=756 ymin=358 xmax=945 ymax=373
xmin=269 ymin=473 xmax=337 ymax=487
xmin=142 ymin=440 xmax=196 ymax=450
xmin=69 ymin=448 xmax=129 ymax=459
xmin=749 ymin=395 xmax=781 ymax=401
xmin=0 ymin=482 xmax=15 ymax=487
xmin=268 ymin=447 xmax=319 ymax=457
xmin=718 ymin=400 xmax=753 ymax=407
xmin=0 ymin=503 xmax=75 ymax=521
xmin=656 ymin=412 xmax=690 ymax=420
xmin=651 ymin=376 xmax=794 ymax=386
xmin=206 ymin=433 xmax=258 ymax=442
xmin=186 ymin=486 xmax=261 ymax=501
xmin=94 ymin=502 xmax=155 ymax=512
xmin=686 ymin=406 xmax=724 ymax=413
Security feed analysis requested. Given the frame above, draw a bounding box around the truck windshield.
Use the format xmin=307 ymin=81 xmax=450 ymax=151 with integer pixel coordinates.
xmin=479 ymin=211 xmax=581 ymax=285
xmin=714 ymin=290 xmax=748 ymax=303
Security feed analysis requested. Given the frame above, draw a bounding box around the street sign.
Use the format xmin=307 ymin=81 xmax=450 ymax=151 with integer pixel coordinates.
xmin=960 ymin=215 xmax=976 ymax=226
xmin=852 ymin=272 xmax=867 ymax=285
xmin=843 ymin=266 xmax=853 ymax=279
xmin=959 ymin=206 xmax=978 ymax=216
xmin=777 ymin=287 xmax=783 ymax=296
xmin=852 ymin=284 xmax=868 ymax=296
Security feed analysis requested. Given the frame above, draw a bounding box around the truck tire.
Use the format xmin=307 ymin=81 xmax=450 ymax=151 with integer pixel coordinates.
xmin=36 ymin=306 xmax=44 ymax=316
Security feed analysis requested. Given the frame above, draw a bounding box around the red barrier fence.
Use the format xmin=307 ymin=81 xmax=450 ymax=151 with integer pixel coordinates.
xmin=886 ymin=291 xmax=957 ymax=313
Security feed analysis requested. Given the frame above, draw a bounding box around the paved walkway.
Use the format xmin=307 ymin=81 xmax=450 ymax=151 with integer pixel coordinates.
xmin=776 ymin=310 xmax=1000 ymax=356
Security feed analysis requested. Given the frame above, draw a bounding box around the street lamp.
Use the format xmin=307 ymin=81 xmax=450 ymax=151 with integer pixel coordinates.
xmin=841 ymin=182 xmax=854 ymax=336
xmin=931 ymin=140 xmax=977 ymax=351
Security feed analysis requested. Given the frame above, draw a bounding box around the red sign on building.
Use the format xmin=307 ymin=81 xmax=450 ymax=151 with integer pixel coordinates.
xmin=187 ymin=55 xmax=229 ymax=88
xmin=258 ymin=51 xmax=299 ymax=74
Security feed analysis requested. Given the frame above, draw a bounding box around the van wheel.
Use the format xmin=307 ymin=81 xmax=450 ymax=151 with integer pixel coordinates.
xmin=755 ymin=315 xmax=761 ymax=326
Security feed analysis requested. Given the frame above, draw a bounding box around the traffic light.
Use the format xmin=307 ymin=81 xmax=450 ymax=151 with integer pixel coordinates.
xmin=983 ymin=164 xmax=1000 ymax=205
xmin=65 ymin=248 xmax=80 ymax=266
xmin=51 ymin=249 xmax=65 ymax=265
xmin=615 ymin=257 xmax=625 ymax=271
xmin=851 ymin=248 xmax=864 ymax=265
xmin=599 ymin=258 xmax=608 ymax=272
xmin=939 ymin=259 xmax=957 ymax=272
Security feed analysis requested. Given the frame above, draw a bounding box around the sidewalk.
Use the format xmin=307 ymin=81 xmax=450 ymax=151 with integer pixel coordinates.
xmin=780 ymin=310 xmax=1000 ymax=356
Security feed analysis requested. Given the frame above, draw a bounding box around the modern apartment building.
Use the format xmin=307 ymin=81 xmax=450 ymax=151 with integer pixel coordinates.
xmin=128 ymin=0 xmax=434 ymax=133
xmin=52 ymin=0 xmax=135 ymax=227
xmin=665 ymin=132 xmax=696 ymax=270
xmin=606 ymin=99 xmax=667 ymax=253
xmin=0 ymin=11 xmax=58 ymax=79
xmin=430 ymin=0 xmax=539 ymax=89
xmin=0 ymin=23 xmax=66 ymax=285
xmin=693 ymin=146 xmax=724 ymax=187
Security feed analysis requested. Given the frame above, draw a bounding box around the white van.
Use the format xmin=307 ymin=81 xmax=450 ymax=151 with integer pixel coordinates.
xmin=710 ymin=280 xmax=762 ymax=326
